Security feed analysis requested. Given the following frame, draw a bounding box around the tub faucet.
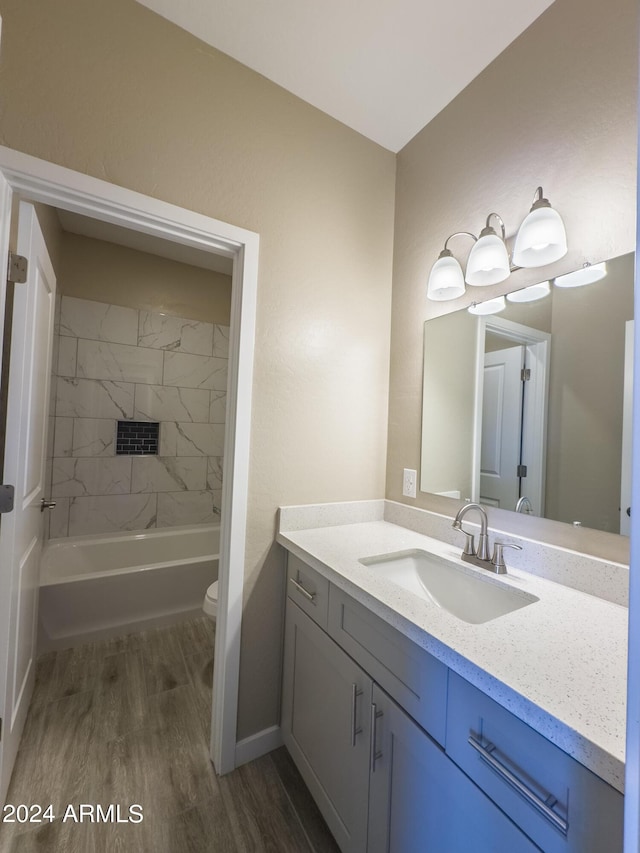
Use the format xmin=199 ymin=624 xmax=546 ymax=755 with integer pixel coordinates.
xmin=515 ymin=496 xmax=533 ymax=514
xmin=452 ymin=502 xmax=491 ymax=566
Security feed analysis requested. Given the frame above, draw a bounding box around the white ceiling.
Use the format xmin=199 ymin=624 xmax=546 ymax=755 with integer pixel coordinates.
xmin=57 ymin=209 xmax=234 ymax=275
xmin=136 ymin=0 xmax=556 ymax=152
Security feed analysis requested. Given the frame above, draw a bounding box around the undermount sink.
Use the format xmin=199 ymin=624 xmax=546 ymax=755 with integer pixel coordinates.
xmin=359 ymin=549 xmax=538 ymax=624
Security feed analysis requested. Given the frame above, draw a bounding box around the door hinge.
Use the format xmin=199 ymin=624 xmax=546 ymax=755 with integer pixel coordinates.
xmin=517 ymin=465 xmax=528 ymax=478
xmin=521 ymin=368 xmax=531 ymax=381
xmin=0 ymin=484 xmax=15 ymax=513
xmin=7 ymin=252 xmax=27 ymax=284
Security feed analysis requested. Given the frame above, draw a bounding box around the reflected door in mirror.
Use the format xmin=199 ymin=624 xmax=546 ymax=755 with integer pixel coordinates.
xmin=480 ymin=346 xmax=524 ymax=509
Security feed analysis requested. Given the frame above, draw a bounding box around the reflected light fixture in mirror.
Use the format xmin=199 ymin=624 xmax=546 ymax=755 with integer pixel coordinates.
xmin=426 ymin=187 xmax=568 ymax=302
xmin=468 ymin=296 xmax=506 ymax=315
xmin=506 ymin=281 xmax=551 ymax=303
xmin=465 ymin=214 xmax=510 ymax=286
xmin=555 ymin=261 xmax=607 ymax=288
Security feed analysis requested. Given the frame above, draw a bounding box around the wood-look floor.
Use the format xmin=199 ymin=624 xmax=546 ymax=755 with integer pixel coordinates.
xmin=0 ymin=617 xmax=339 ymax=853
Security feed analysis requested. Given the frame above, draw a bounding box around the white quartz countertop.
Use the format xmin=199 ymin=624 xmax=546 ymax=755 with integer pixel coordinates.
xmin=276 ymin=519 xmax=628 ymax=793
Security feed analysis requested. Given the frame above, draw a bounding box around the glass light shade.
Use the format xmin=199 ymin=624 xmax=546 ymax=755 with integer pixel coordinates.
xmin=506 ymin=281 xmax=551 ymax=303
xmin=465 ymin=234 xmax=510 ymax=286
xmin=468 ymin=296 xmax=506 ymax=316
xmin=512 ymin=206 xmax=567 ymax=268
xmin=427 ymin=254 xmax=466 ymax=301
xmin=554 ymin=262 xmax=607 ymax=288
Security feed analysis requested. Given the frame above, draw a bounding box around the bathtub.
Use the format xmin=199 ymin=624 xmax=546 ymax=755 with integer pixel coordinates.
xmin=38 ymin=524 xmax=219 ymax=650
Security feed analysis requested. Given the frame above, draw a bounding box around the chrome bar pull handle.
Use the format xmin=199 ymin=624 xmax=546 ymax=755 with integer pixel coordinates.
xmin=289 ymin=576 xmax=316 ymax=603
xmin=370 ymin=703 xmax=383 ymax=773
xmin=351 ymin=684 xmax=363 ymax=747
xmin=468 ymin=735 xmax=568 ymax=836
xmin=40 ymin=499 xmax=57 ymax=512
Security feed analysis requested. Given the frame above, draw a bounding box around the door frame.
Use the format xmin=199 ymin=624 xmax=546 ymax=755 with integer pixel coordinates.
xmin=621 ymin=320 xmax=634 ymax=536
xmin=475 ymin=316 xmax=550 ymax=515
xmin=0 ymin=145 xmax=259 ymax=775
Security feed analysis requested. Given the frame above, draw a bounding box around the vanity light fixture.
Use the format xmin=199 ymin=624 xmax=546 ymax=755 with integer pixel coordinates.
xmin=426 ymin=187 xmax=567 ymax=302
xmin=465 ymin=214 xmax=510 ymax=287
xmin=426 ymin=232 xmax=476 ymax=301
xmin=506 ymin=281 xmax=551 ymax=303
xmin=512 ymin=187 xmax=568 ymax=268
xmin=467 ymin=296 xmax=506 ymax=316
xmin=554 ymin=261 xmax=607 ymax=288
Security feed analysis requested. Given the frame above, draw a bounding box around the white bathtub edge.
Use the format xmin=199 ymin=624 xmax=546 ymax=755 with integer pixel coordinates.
xmin=47 ymin=522 xmax=218 ymax=547
xmin=40 ymin=555 xmax=216 ymax=588
xmin=41 ymin=523 xmax=220 ymax=585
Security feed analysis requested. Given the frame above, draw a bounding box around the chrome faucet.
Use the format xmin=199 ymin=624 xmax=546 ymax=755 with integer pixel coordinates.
xmin=452 ymin=502 xmax=490 ymax=563
xmin=451 ymin=502 xmax=523 ymax=574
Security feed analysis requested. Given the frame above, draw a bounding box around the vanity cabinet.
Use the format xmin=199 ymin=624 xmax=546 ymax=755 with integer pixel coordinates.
xmin=281 ymin=596 xmax=372 ymax=851
xmin=280 ymin=552 xmax=624 ymax=853
xmin=282 ymin=595 xmax=536 ymax=852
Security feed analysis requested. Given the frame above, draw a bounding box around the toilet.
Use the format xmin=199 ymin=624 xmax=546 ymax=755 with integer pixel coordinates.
xmin=203 ymin=580 xmax=219 ymax=623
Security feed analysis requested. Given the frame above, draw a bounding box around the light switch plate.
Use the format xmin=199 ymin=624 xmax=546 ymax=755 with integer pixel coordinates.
xmin=402 ymin=468 xmax=417 ymax=498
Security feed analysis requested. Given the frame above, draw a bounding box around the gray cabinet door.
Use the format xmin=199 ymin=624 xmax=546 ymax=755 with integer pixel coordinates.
xmin=328 ymin=585 xmax=448 ymax=744
xmin=367 ymin=684 xmax=539 ymax=853
xmin=282 ymin=599 xmax=372 ymax=853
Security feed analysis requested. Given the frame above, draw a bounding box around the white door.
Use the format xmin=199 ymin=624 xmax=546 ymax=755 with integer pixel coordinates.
xmin=0 ymin=202 xmax=56 ymax=805
xmin=621 ymin=320 xmax=633 ymax=536
xmin=480 ymin=346 xmax=524 ymax=510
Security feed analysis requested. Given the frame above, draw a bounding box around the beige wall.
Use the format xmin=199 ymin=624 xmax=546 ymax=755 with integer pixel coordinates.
xmin=58 ymin=231 xmax=232 ymax=324
xmin=387 ymin=0 xmax=637 ymax=563
xmin=0 ymin=0 xmax=396 ymax=739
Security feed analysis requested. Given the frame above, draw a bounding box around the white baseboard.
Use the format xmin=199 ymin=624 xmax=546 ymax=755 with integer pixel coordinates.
xmin=235 ymin=725 xmax=283 ymax=768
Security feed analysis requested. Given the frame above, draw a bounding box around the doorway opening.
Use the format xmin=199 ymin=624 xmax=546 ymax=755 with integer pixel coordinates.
xmin=475 ymin=316 xmax=550 ymax=516
xmin=0 ymin=146 xmax=259 ymax=804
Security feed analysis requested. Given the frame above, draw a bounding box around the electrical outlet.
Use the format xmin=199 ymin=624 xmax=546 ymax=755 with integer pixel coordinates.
xmin=402 ymin=468 xmax=417 ymax=498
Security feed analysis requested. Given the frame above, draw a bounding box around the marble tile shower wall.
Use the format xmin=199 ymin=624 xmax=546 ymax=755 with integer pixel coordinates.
xmin=47 ymin=296 xmax=229 ymax=538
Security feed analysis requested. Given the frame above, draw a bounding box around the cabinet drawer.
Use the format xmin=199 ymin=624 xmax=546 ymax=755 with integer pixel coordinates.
xmin=369 ymin=684 xmax=539 ymax=853
xmin=328 ymin=585 xmax=448 ymax=744
xmin=286 ymin=553 xmax=330 ymax=630
xmin=446 ymin=672 xmax=623 ymax=853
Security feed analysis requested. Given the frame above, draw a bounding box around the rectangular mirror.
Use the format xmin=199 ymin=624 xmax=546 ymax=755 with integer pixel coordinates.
xmin=421 ymin=252 xmax=634 ymax=536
